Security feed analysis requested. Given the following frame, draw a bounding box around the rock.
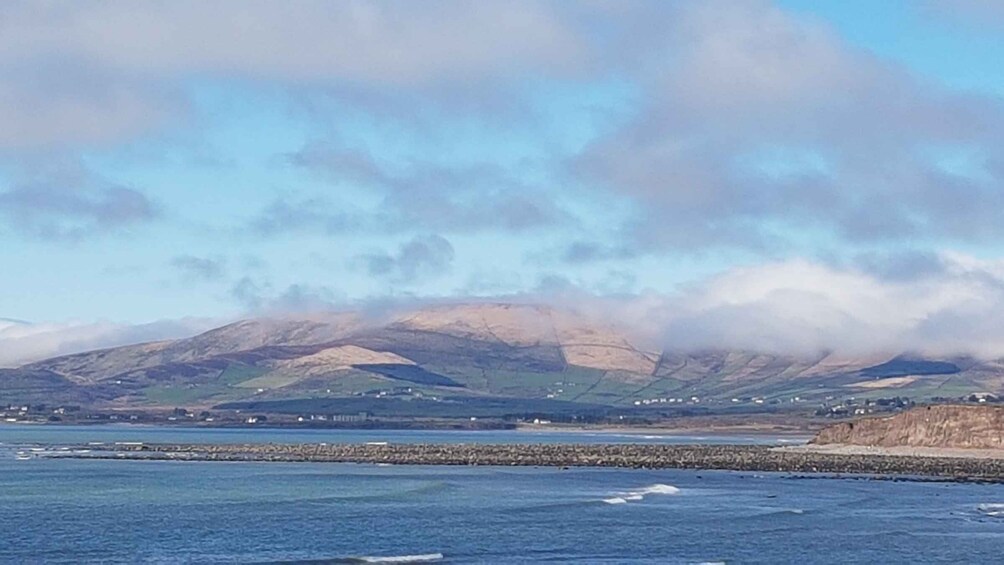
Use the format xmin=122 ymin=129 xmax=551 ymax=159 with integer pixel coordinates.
xmin=55 ymin=441 xmax=1004 ymax=482
xmin=813 ymin=405 xmax=1004 ymax=449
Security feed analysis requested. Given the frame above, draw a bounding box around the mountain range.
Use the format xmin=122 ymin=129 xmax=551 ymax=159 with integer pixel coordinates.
xmin=2 ymin=303 xmax=1000 ymax=417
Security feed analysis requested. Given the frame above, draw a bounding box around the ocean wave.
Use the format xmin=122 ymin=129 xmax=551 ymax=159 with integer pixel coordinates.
xmin=250 ymin=552 xmax=443 ymax=564
xmin=602 ymin=483 xmax=680 ymax=505
xmin=762 ymin=508 xmax=804 ymax=517
xmin=348 ymin=553 xmax=444 ymax=563
xmin=635 ymin=484 xmax=681 ymax=495
xmin=977 ymin=503 xmax=1004 ymax=517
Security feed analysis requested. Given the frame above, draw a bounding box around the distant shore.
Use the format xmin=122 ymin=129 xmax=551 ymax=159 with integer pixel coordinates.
xmin=42 ymin=442 xmax=1004 ymax=482
xmin=516 ymin=423 xmax=816 ymax=437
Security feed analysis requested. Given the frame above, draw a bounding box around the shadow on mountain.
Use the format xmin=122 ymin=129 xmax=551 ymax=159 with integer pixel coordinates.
xmin=352 ymin=364 xmax=462 ymax=387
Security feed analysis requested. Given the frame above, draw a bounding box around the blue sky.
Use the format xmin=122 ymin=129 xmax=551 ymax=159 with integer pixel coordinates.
xmin=4 ymin=0 xmax=1004 ymax=362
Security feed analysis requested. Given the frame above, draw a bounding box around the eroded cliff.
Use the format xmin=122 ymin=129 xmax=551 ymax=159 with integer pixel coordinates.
xmin=813 ymin=405 xmax=1004 ymax=449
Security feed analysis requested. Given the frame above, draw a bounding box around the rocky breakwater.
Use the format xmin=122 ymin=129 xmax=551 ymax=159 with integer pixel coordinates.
xmin=60 ymin=442 xmax=1004 ymax=481
xmin=813 ymin=404 xmax=1004 ymax=449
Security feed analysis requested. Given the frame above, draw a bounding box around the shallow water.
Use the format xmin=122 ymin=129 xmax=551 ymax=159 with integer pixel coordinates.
xmin=0 ymin=423 xmax=808 ymax=446
xmin=1 ymin=426 xmax=1002 ymax=563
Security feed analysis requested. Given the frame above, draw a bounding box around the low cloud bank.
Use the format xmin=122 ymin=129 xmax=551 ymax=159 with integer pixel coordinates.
xmin=0 ymin=318 xmax=218 ymax=367
xmin=550 ymin=252 xmax=1004 ymax=359
xmin=7 ymin=252 xmax=1004 ymax=366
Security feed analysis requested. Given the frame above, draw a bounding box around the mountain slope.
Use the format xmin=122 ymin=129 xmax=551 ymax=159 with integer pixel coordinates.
xmin=21 ymin=314 xmax=360 ymax=384
xmin=1 ymin=303 xmax=1000 ymax=413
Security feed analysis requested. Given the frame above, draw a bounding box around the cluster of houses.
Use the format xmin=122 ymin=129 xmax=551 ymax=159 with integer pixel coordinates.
xmin=815 ymin=396 xmax=915 ymax=417
xmin=295 ymin=412 xmax=369 ymax=423
xmin=631 ymin=395 xmax=805 ymax=407
xmin=357 ymin=387 xmax=441 ymax=401
xmin=1 ymin=403 xmax=82 ymax=422
xmin=633 ymin=396 xmax=702 ymax=406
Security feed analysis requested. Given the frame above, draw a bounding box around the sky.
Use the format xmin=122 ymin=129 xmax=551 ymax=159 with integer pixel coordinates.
xmin=3 ymin=0 xmax=1004 ymax=364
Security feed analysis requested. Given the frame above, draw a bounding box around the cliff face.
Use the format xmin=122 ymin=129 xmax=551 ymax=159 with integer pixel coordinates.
xmin=812 ymin=405 xmax=1004 ymax=449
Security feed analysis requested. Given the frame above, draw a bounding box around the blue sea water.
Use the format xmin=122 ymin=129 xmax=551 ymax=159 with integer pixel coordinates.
xmin=0 ymin=423 xmax=809 ymax=446
xmin=2 ymin=426 xmax=1003 ymax=564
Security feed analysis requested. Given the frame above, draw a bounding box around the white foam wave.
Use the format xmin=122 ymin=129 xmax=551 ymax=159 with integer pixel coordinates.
xmin=635 ymin=484 xmax=681 ymax=495
xmin=978 ymin=503 xmax=1004 ymax=517
xmin=767 ymin=508 xmax=804 ymax=516
xmin=357 ymin=553 xmax=444 ymax=563
xmin=603 ymin=483 xmax=680 ymax=505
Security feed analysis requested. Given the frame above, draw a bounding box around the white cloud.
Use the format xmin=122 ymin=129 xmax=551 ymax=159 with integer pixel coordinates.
xmin=10 ymin=252 xmax=1004 ymax=365
xmin=0 ymin=0 xmax=588 ymax=148
xmin=0 ymin=317 xmax=217 ymax=367
xmin=575 ymin=1 xmax=1004 ymax=251
xmin=626 ymin=254 xmax=1004 ymax=358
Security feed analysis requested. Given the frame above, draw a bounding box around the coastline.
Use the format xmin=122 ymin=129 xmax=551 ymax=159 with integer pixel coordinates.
xmin=40 ymin=441 xmax=1004 ymax=483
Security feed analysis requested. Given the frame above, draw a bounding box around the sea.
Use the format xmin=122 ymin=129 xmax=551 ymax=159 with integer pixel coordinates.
xmin=2 ymin=425 xmax=1004 ymax=564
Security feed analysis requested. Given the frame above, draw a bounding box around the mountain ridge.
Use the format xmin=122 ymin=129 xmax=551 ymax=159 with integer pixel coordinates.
xmin=1 ymin=303 xmax=999 ymax=414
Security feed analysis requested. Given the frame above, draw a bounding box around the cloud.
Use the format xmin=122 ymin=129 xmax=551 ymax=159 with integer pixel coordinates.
xmin=229 ymin=250 xmax=1004 ymax=359
xmin=282 ymin=142 xmax=573 ymax=234
xmin=0 ymin=0 xmax=588 ymax=149
xmin=15 ymin=250 xmax=1004 ymax=364
xmin=170 ymin=255 xmax=227 ymax=281
xmin=11 ymin=0 xmax=1001 ymax=254
xmin=263 ymin=1 xmax=1004 ymax=256
xmin=572 ymin=1 xmax=1004 ymax=253
xmin=247 ymin=196 xmax=360 ymax=236
xmin=557 ymin=240 xmax=638 ymax=264
xmin=847 ymin=250 xmax=947 ymax=282
xmin=358 ymin=234 xmax=455 ymax=283
xmin=0 ymin=59 xmax=185 ymax=150
xmin=0 ymin=317 xmax=216 ymax=367
xmin=230 ymin=277 xmax=267 ymax=311
xmin=229 ymin=276 xmax=342 ymax=313
xmin=0 ymin=157 xmax=159 ymax=238
xmin=546 ymin=253 xmax=1004 ymax=359
xmin=6 ymin=0 xmax=1004 ymax=362
xmin=1 ymin=1 xmax=586 ymax=84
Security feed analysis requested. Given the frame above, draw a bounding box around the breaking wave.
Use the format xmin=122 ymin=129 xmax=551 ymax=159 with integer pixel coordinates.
xmin=602 ymin=483 xmax=680 ymax=505
xmin=977 ymin=503 xmax=1004 ymax=517
xmin=635 ymin=484 xmax=681 ymax=495
xmin=347 ymin=553 xmax=444 ymax=563
xmin=253 ymin=554 xmax=443 ymax=564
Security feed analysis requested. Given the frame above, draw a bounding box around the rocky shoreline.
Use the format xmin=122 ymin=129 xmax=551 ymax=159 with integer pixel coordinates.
xmin=48 ymin=442 xmax=1004 ymax=482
